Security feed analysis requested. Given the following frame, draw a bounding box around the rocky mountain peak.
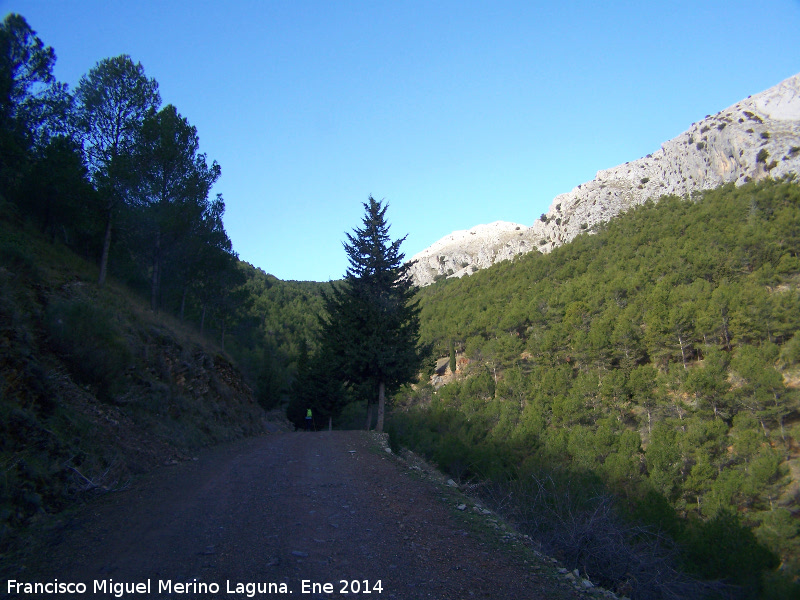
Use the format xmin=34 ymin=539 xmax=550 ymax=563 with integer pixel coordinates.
xmin=407 ymin=73 xmax=800 ymax=287
xmin=408 ymin=221 xmax=537 ymax=287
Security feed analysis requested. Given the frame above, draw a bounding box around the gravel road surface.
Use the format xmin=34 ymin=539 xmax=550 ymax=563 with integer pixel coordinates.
xmin=4 ymin=431 xmax=586 ymax=599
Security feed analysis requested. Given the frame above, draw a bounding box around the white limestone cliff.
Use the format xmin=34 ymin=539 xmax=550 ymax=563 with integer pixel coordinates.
xmin=407 ymin=73 xmax=800 ymax=287
xmin=408 ymin=221 xmax=537 ymax=287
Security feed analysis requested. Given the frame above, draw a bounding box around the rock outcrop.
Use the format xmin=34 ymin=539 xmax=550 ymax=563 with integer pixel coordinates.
xmin=408 ymin=72 xmax=800 ymax=287
xmin=408 ymin=221 xmax=538 ymax=287
xmin=532 ymin=72 xmax=800 ymax=252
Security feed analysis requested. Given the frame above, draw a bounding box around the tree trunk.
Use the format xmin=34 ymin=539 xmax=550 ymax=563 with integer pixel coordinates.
xmin=328 ymin=416 xmax=332 ymax=431
xmin=722 ymin=317 xmax=731 ymax=350
xmin=365 ymin=402 xmax=373 ymax=431
xmin=678 ymin=335 xmax=687 ymax=369
xmin=98 ymin=206 xmax=113 ymax=287
xmin=376 ymin=380 xmax=386 ymax=433
xmin=200 ymin=305 xmax=206 ymax=335
xmin=180 ymin=287 xmax=187 ymax=321
xmin=151 ymin=230 xmax=161 ymax=312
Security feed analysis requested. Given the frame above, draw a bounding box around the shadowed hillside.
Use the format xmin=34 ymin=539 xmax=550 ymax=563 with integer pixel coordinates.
xmin=0 ymin=204 xmax=270 ymax=547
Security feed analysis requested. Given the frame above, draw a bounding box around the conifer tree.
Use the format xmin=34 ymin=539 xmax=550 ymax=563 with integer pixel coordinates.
xmin=320 ymin=196 xmax=423 ymax=432
xmin=74 ymin=54 xmax=160 ymax=286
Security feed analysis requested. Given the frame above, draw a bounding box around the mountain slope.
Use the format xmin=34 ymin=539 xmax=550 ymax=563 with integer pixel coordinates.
xmin=397 ymin=178 xmax=800 ymax=596
xmin=408 ymin=72 xmax=800 ymax=287
xmin=0 ymin=212 xmax=270 ymax=545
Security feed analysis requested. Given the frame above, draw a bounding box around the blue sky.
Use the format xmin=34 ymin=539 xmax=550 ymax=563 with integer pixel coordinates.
xmin=3 ymin=1 xmax=800 ymax=281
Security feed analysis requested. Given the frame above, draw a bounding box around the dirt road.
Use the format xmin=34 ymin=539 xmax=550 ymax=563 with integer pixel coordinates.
xmin=4 ymin=432 xmax=585 ymax=599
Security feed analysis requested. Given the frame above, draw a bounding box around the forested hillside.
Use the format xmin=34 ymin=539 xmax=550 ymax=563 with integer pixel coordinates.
xmin=0 ymin=206 xmax=272 ymax=546
xmin=228 ymin=263 xmax=330 ymax=409
xmin=0 ymin=14 xmax=331 ymax=412
xmin=0 ymin=13 xmax=321 ymax=546
xmin=390 ymin=179 xmax=800 ymax=598
xmin=0 ymin=14 xmax=242 ymax=341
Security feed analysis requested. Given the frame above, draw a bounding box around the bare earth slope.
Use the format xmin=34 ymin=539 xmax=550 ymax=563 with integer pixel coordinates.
xmin=4 ymin=432 xmax=585 ymax=600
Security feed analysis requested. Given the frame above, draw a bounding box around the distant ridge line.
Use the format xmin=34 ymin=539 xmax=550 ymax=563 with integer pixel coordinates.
xmin=407 ymin=73 xmax=800 ymax=287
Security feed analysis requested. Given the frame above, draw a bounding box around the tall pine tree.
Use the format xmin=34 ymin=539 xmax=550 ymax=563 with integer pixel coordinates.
xmin=320 ymin=196 xmax=423 ymax=432
xmin=74 ymin=54 xmax=160 ymax=286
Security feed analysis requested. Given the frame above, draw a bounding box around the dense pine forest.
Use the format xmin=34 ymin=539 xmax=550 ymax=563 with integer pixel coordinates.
xmin=388 ymin=179 xmax=800 ymax=598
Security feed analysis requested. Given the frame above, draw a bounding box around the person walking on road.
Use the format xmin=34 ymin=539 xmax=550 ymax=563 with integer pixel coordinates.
xmin=305 ymin=408 xmax=313 ymax=431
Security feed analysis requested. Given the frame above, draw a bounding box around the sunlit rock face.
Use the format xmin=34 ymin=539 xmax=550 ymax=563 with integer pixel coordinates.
xmin=530 ymin=73 xmax=800 ymax=252
xmin=408 ymin=73 xmax=800 ymax=288
xmin=407 ymin=221 xmax=538 ymax=287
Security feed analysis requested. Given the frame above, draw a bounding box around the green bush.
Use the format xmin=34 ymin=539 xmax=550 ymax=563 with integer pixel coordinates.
xmin=778 ymin=334 xmax=800 ymax=366
xmin=0 ymin=229 xmax=36 ymax=274
xmin=681 ymin=510 xmax=778 ymax=592
xmin=45 ymin=298 xmax=132 ymax=401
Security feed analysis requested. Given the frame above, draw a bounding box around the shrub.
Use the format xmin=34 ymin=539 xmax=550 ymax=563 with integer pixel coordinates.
xmin=480 ymin=470 xmax=712 ymax=599
xmin=0 ymin=230 xmax=36 ymax=274
xmin=756 ymin=149 xmax=769 ymax=164
xmin=45 ymin=298 xmax=131 ymax=401
xmin=779 ymin=334 xmax=800 ymax=367
xmin=681 ymin=510 xmax=778 ymax=592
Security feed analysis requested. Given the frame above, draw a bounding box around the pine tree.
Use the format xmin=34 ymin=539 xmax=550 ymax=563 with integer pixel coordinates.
xmin=320 ymin=196 xmax=423 ymax=432
xmin=73 ymin=54 xmax=160 ymax=286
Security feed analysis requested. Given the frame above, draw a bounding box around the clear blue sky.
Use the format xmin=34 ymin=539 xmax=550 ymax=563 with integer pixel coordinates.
xmin=3 ymin=1 xmax=800 ymax=281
